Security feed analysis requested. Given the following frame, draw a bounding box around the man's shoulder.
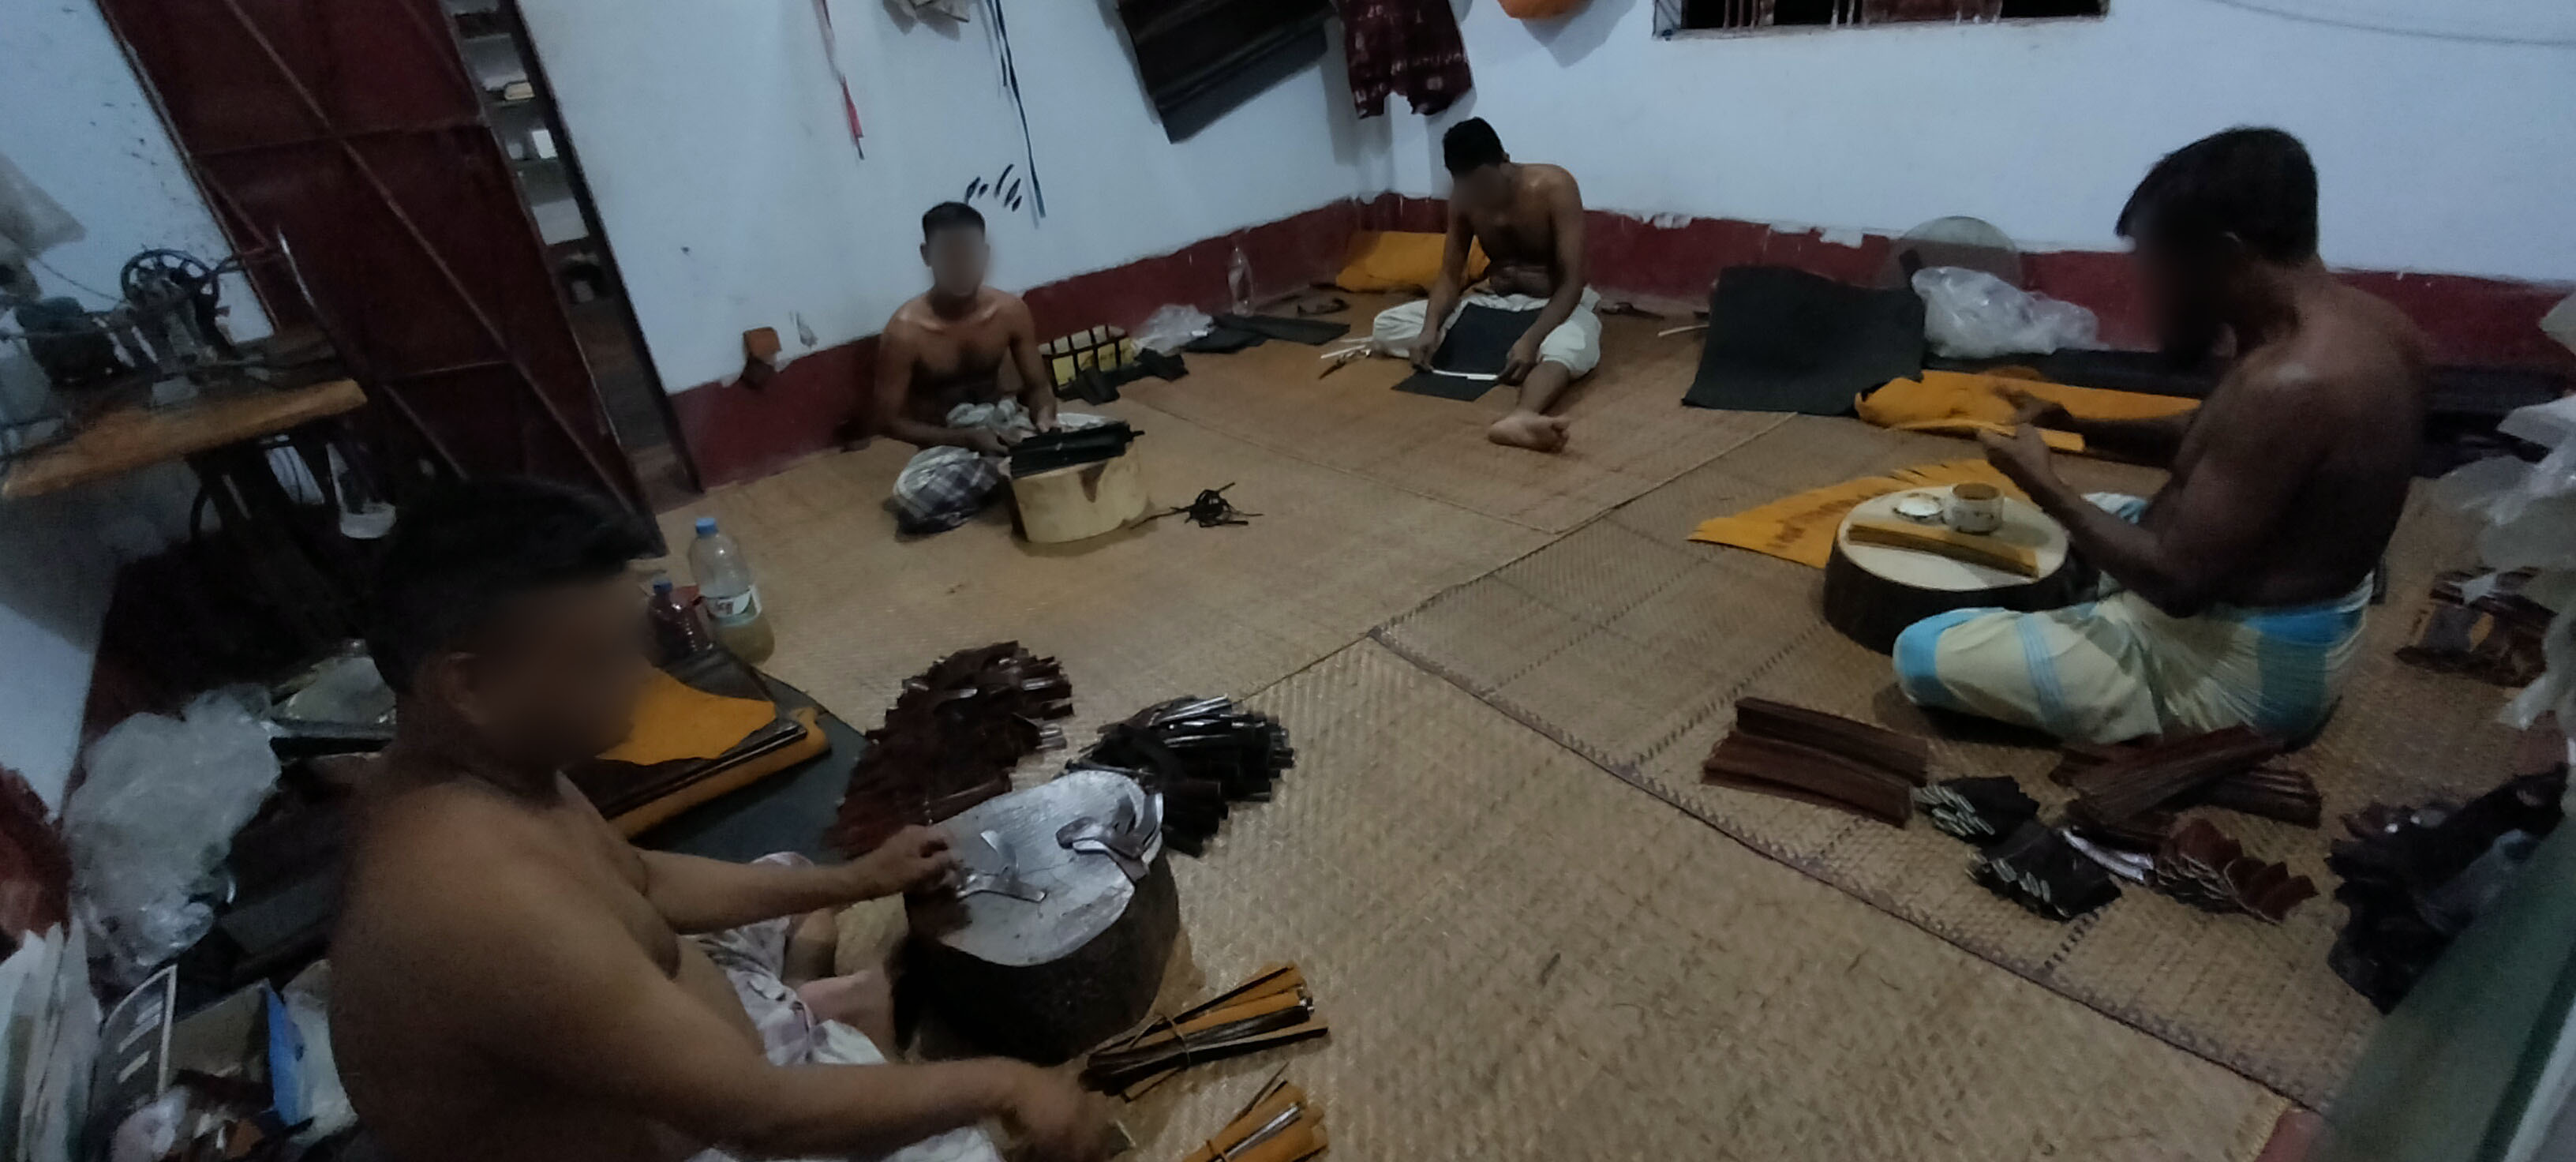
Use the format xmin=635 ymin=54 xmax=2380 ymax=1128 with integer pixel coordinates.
xmin=350 ymin=785 xmax=567 ymax=919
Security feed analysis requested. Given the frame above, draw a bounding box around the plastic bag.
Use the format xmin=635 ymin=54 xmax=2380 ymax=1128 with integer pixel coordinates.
xmin=66 ymin=692 xmax=282 ymax=988
xmin=1134 ymin=305 xmax=1213 ymax=354
xmin=1911 ymin=266 xmax=2099 ymax=359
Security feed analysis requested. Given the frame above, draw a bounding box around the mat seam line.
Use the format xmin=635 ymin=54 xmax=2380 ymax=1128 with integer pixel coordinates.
xmin=1367 ymin=627 xmax=2320 ymax=1108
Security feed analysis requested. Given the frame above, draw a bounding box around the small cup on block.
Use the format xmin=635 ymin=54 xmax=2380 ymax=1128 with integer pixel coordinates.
xmin=1946 ymin=482 xmax=2003 ymax=535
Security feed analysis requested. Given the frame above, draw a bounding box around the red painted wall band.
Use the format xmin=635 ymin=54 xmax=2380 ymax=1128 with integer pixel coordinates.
xmin=675 ymin=193 xmax=2570 ymax=488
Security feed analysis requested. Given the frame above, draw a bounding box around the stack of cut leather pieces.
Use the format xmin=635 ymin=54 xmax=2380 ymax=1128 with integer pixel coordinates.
xmin=826 ymin=643 xmax=1073 ymax=856
xmin=1082 ymin=963 xmax=1327 ymax=1099
xmin=1080 ymin=696 xmax=1294 ymax=854
xmin=1178 ymin=1072 xmax=1327 ymax=1162
xmin=2053 ymin=730 xmax=2320 ymax=829
xmin=1009 ymin=422 xmax=1140 ymax=478
xmin=1702 ymin=698 xmax=1927 ymax=825
xmin=2046 ymin=727 xmax=2320 ymax=924
xmin=566 ymin=649 xmax=822 ymax=835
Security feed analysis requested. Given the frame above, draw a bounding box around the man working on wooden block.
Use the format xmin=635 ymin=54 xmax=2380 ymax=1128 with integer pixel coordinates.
xmin=332 ymin=478 xmax=1111 ymax=1162
xmin=876 ymin=202 xmax=1103 ymax=534
xmin=1372 ymin=118 xmax=1601 ymax=453
xmin=1894 ymin=128 xmax=2425 ymax=745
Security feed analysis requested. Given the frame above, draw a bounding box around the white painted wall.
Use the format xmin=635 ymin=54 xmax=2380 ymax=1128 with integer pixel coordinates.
xmin=0 ymin=0 xmax=250 ymax=808
xmin=522 ymin=0 xmax=1387 ymax=393
xmin=1380 ymin=0 xmax=2576 ymax=283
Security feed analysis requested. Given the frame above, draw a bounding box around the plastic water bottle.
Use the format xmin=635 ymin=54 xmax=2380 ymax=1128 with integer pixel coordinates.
xmin=645 ymin=574 xmax=714 ymax=664
xmin=1227 ymin=246 xmax=1253 ymax=314
xmin=687 ymin=516 xmax=775 ymax=664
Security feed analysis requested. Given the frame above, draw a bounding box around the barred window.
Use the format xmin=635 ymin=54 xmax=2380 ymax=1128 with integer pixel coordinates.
xmin=1657 ymin=0 xmax=2102 ymax=36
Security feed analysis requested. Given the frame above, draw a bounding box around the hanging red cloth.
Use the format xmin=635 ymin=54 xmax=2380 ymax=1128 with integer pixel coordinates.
xmin=1343 ymin=0 xmax=1473 ymax=118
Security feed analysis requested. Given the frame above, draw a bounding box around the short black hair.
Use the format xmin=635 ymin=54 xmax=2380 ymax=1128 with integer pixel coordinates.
xmin=1443 ymin=118 xmax=1506 ymax=175
xmin=365 ymin=478 xmax=653 ymax=695
xmin=2117 ymin=127 xmax=2318 ymax=264
xmin=923 ymin=201 xmax=986 ymax=242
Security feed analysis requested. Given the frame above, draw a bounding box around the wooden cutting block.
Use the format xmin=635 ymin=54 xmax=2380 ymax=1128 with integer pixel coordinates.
xmin=1012 ymin=452 xmax=1147 ymax=543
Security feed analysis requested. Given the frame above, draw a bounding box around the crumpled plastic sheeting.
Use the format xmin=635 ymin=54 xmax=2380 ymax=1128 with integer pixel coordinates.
xmin=1911 ymin=265 xmax=2099 ymax=359
xmin=2436 ymin=369 xmax=2576 ymax=731
xmin=66 ymin=692 xmax=282 ymax=988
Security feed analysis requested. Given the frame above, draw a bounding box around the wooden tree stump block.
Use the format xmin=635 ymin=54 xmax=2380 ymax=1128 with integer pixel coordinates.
xmin=1822 ymin=484 xmax=2082 ymax=653
xmin=906 ymin=769 xmax=1179 ymax=1063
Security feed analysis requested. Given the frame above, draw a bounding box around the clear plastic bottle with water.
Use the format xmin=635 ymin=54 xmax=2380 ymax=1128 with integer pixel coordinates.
xmin=1228 ymin=246 xmax=1253 ymax=314
xmin=687 ymin=516 xmax=775 ymax=664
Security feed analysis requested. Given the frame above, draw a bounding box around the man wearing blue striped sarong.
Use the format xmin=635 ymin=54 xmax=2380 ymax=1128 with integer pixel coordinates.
xmin=1893 ymin=128 xmax=2425 ymax=745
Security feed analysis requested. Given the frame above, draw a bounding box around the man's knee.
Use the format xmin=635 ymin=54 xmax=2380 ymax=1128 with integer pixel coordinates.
xmin=1891 ymin=608 xmax=2002 ymax=711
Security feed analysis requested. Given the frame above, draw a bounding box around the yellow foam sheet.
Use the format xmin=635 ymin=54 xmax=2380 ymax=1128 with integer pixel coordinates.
xmin=1687 ymin=458 xmax=2025 ymax=568
xmin=597 ymin=668 xmax=778 ymax=766
xmin=1858 ymin=369 xmax=2198 ymax=455
xmin=1331 ymin=231 xmax=1488 ymax=293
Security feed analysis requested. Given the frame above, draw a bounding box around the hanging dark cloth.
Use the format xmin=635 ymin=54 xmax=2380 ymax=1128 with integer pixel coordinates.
xmin=1344 ymin=0 xmax=1473 ymax=118
xmin=1117 ymin=0 xmax=1333 ymax=142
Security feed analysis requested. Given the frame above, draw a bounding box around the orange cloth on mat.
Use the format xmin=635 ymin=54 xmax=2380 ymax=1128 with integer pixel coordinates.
xmin=1333 ymin=231 xmax=1488 ymax=293
xmin=597 ymin=668 xmax=778 ymax=766
xmin=1688 ymin=459 xmax=2027 ymax=569
xmin=1856 ymin=370 xmax=2197 ymax=456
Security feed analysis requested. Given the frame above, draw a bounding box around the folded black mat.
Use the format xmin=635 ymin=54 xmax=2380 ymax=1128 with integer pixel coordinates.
xmin=1183 ymin=326 xmax=1267 ymax=354
xmin=1215 ymin=312 xmax=1350 ymax=346
xmin=1395 ymin=303 xmax=1542 ymax=401
xmin=1683 ymin=266 xmax=1925 ymax=414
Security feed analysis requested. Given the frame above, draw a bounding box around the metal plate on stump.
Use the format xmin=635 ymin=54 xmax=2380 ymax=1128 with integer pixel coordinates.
xmin=907 ymin=769 xmax=1179 ymax=1062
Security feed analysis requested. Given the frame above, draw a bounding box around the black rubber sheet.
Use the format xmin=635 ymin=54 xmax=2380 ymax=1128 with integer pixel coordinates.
xmin=1395 ymin=303 xmax=1543 ymax=401
xmin=1683 ymin=266 xmax=1926 ymax=414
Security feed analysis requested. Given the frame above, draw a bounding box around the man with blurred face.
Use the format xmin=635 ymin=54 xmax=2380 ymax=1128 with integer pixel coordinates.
xmin=1893 ymin=128 xmax=2428 ymax=745
xmin=333 ymin=478 xmax=1112 ymax=1162
xmin=876 ymin=201 xmax=1103 ymax=534
xmin=1371 ymin=117 xmax=1601 ymax=453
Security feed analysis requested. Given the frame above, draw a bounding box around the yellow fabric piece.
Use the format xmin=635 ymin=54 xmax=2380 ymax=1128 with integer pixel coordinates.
xmin=1857 ymin=370 xmax=2197 ymax=455
xmin=1892 ymin=418 xmax=2086 ymax=453
xmin=1334 ymin=231 xmax=1489 ymax=293
xmin=1688 ymin=459 xmax=2027 ymax=569
xmin=598 ymin=668 xmax=778 ymax=765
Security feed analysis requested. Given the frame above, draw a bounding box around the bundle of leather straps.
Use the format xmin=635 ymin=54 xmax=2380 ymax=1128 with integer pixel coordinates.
xmin=1178 ymin=1070 xmax=1326 ymax=1162
xmin=1701 ymin=698 xmax=1928 ymax=825
xmin=1082 ymin=963 xmax=1327 ymax=1098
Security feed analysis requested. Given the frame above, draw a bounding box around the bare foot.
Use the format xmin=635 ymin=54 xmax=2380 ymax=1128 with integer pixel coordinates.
xmin=1487 ymin=411 xmax=1570 ymax=453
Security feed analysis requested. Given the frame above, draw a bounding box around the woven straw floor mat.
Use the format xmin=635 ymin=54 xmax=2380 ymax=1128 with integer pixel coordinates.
xmin=1066 ymin=642 xmax=2282 ymax=1161
xmin=655 ymin=403 xmax=1548 ymax=752
xmin=1379 ymin=414 xmax=2518 ymax=1108
xmin=1118 ymin=298 xmax=1788 ymax=532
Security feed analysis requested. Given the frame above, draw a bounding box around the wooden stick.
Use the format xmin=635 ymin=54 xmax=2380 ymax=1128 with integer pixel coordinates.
xmin=1846 ymin=517 xmax=2042 ymax=577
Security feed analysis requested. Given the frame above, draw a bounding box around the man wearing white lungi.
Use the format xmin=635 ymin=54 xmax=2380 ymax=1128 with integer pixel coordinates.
xmin=1374 ymin=118 xmax=1601 ymax=454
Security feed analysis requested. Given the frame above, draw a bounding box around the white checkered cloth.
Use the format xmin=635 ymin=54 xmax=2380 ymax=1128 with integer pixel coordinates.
xmin=889 ymin=401 xmax=1106 ymax=534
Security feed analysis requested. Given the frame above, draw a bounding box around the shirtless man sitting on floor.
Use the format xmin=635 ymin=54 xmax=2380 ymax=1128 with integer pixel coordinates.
xmin=1885 ymin=127 xmax=2421 ymax=747
xmin=1372 ymin=118 xmax=1601 ymax=454
xmin=332 ymin=478 xmax=1111 ymax=1162
xmin=876 ymin=201 xmax=1102 ymax=534
xmin=1894 ymin=127 xmax=2426 ymax=746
